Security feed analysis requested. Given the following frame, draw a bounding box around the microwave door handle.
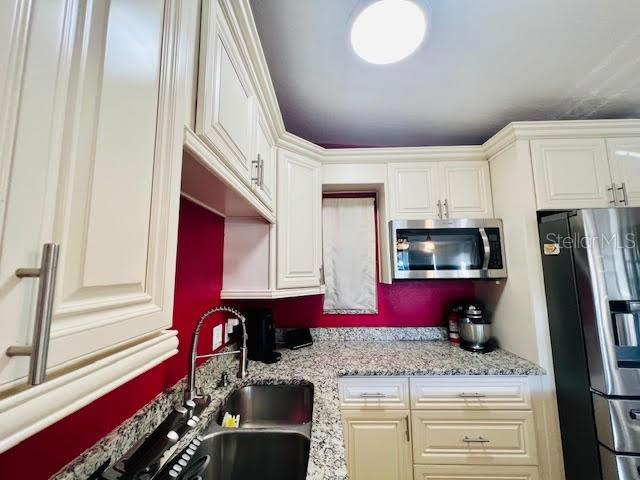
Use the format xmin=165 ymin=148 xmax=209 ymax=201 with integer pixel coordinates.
xmin=479 ymin=228 xmax=490 ymax=270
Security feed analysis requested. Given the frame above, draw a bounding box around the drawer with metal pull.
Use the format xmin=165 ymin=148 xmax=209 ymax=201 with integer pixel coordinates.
xmin=414 ymin=464 xmax=540 ymax=480
xmin=410 ymin=376 xmax=533 ymax=410
xmin=412 ymin=410 xmax=538 ymax=465
xmin=338 ymin=377 xmax=410 ymax=409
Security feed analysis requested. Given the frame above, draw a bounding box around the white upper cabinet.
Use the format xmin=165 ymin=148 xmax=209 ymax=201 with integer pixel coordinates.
xmin=440 ymin=161 xmax=493 ymax=218
xmin=389 ymin=161 xmax=493 ymax=219
xmin=197 ymin=0 xmax=255 ymax=184
xmin=531 ymin=138 xmax=613 ymax=209
xmin=0 ymin=0 xmax=182 ymax=450
xmin=606 ymin=138 xmax=640 ymax=207
xmin=277 ymin=149 xmax=322 ymax=289
xmin=388 ymin=163 xmax=441 ymax=219
xmin=252 ymin=109 xmax=276 ymax=210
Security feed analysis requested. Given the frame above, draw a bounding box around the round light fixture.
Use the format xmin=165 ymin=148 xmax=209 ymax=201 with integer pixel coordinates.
xmin=350 ymin=0 xmax=427 ymax=65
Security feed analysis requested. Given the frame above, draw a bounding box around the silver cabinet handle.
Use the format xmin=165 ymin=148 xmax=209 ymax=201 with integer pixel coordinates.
xmin=359 ymin=392 xmax=386 ymax=398
xmin=608 ymin=183 xmax=618 ymax=205
xmin=251 ymin=158 xmax=260 ymax=185
xmin=463 ymin=435 xmax=490 ymax=443
xmin=436 ymin=200 xmax=442 ymax=219
xmin=443 ymin=199 xmax=449 ymax=218
xmin=404 ymin=415 xmax=411 ymax=442
xmin=618 ymin=182 xmax=629 ymax=206
xmin=258 ymin=154 xmax=264 ymax=188
xmin=6 ymin=243 xmax=60 ymax=385
xmin=458 ymin=392 xmax=486 ymax=398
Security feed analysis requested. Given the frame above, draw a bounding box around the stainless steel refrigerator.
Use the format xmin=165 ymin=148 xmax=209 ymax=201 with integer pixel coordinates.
xmin=539 ymin=208 xmax=640 ymax=480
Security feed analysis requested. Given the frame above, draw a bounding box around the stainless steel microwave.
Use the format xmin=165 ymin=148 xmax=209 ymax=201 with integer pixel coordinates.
xmin=390 ymin=219 xmax=507 ymax=279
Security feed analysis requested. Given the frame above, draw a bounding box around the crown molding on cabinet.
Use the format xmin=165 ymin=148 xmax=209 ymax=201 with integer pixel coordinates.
xmin=277 ymin=130 xmax=325 ymax=160
xmin=483 ymin=119 xmax=640 ymax=158
xmin=320 ymin=145 xmax=487 ymax=164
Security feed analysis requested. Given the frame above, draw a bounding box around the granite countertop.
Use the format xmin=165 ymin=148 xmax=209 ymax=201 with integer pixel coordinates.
xmin=240 ymin=339 xmax=544 ymax=480
xmin=54 ymin=330 xmax=543 ymax=480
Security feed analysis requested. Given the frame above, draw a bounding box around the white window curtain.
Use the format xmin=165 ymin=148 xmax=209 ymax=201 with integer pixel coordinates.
xmin=322 ymin=197 xmax=377 ymax=314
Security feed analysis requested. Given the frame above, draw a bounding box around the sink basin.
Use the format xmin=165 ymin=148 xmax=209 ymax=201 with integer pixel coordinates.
xmin=198 ymin=430 xmax=310 ymax=480
xmin=217 ymin=384 xmax=314 ymax=428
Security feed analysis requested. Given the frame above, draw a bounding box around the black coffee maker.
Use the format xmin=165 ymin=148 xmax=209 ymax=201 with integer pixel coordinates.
xmin=245 ymin=308 xmax=281 ymax=364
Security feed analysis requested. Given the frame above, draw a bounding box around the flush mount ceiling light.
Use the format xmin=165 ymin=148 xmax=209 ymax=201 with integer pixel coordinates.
xmin=350 ymin=0 xmax=427 ymax=65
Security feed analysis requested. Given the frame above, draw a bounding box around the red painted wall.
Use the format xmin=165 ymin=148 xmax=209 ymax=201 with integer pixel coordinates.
xmin=242 ymin=280 xmax=475 ymax=328
xmin=0 ymin=198 xmax=226 ymax=480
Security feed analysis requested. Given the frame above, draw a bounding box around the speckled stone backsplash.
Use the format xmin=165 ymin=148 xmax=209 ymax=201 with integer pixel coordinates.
xmin=52 ymin=354 xmax=235 ymax=480
xmin=306 ymin=326 xmax=448 ymax=342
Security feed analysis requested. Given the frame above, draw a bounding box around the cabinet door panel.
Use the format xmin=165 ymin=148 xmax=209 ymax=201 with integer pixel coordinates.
xmin=531 ymin=138 xmax=612 ymax=209
xmin=414 ymin=465 xmax=539 ymax=480
xmin=277 ymin=150 xmax=321 ymax=288
xmin=50 ymin=0 xmax=171 ymax=369
xmin=440 ymin=161 xmax=493 ymax=218
xmin=606 ymin=138 xmax=640 ymax=206
xmin=197 ymin=0 xmax=254 ymax=182
xmin=0 ymin=0 xmax=71 ymax=386
xmin=389 ymin=163 xmax=441 ymax=219
xmin=342 ymin=410 xmax=413 ymax=480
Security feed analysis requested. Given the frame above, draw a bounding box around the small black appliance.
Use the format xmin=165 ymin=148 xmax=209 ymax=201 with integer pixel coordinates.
xmin=245 ymin=308 xmax=281 ymax=364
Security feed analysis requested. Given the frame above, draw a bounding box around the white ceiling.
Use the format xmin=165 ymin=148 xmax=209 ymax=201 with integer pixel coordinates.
xmin=249 ymin=0 xmax=640 ymax=147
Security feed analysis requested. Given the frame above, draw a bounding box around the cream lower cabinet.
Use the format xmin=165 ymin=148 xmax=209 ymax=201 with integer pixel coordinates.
xmin=414 ymin=465 xmax=539 ymax=480
xmin=342 ymin=410 xmax=414 ymax=480
xmin=339 ymin=377 xmax=413 ymax=480
xmin=339 ymin=376 xmax=541 ymax=480
xmin=0 ymin=0 xmax=182 ymax=452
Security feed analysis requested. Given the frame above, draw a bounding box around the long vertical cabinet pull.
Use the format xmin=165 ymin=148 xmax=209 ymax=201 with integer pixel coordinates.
xmin=251 ymin=158 xmax=260 ymax=185
xmin=404 ymin=415 xmax=411 ymax=442
xmin=443 ymin=199 xmax=449 ymax=218
xmin=6 ymin=243 xmax=60 ymax=385
xmin=608 ymin=184 xmax=618 ymax=205
xmin=436 ymin=200 xmax=442 ymax=219
xmin=618 ymin=183 xmax=629 ymax=206
xmin=258 ymin=153 xmax=264 ymax=187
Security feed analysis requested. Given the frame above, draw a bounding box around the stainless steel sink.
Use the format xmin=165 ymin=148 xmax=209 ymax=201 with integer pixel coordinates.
xmin=180 ymin=383 xmax=315 ymax=480
xmin=197 ymin=430 xmax=310 ymax=480
xmin=216 ymin=383 xmax=314 ymax=428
